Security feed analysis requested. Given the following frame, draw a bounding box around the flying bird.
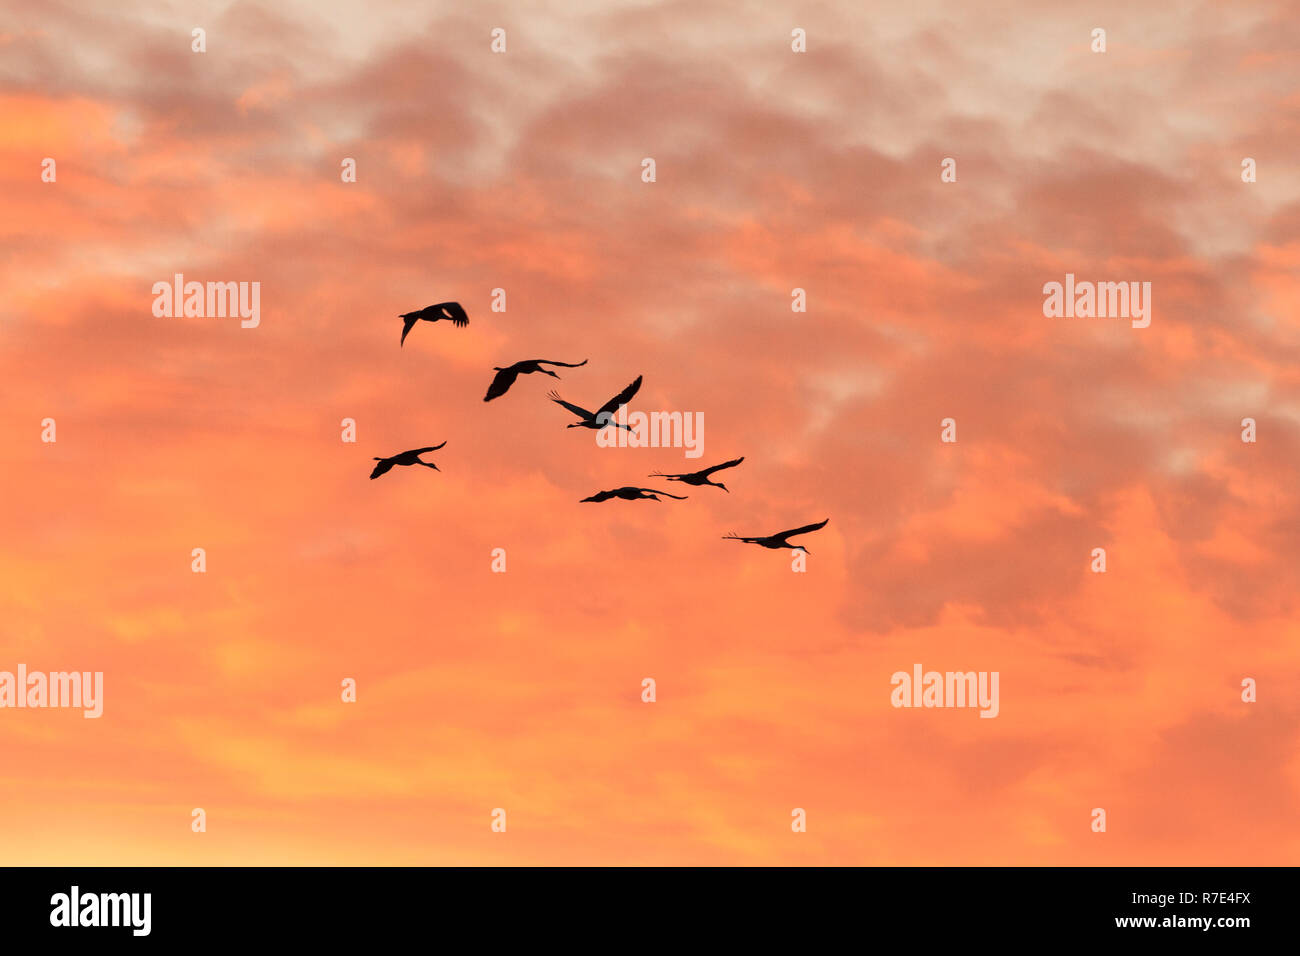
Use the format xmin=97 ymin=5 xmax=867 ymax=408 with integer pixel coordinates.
xmin=651 ymin=456 xmax=745 ymax=492
xmin=548 ymin=375 xmax=642 ymax=430
xmin=581 ymin=487 xmax=688 ymax=502
xmin=369 ymin=443 xmax=447 ymax=479
xmin=723 ymin=518 xmax=829 ymax=552
xmin=484 ymin=359 xmax=588 ymax=402
xmin=399 ymin=301 xmax=469 ymax=346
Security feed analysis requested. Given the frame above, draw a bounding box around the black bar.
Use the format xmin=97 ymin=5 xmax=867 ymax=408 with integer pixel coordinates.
xmin=0 ymin=866 xmax=1283 ymax=942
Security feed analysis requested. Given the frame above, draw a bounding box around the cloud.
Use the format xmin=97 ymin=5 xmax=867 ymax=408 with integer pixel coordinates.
xmin=1 ymin=0 xmax=1297 ymax=864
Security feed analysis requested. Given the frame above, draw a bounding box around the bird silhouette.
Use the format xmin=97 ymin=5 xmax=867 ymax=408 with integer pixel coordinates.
xmin=399 ymin=302 xmax=468 ymax=346
xmin=548 ymin=375 xmax=642 ymax=430
xmin=723 ymin=518 xmax=828 ymax=552
xmin=581 ymin=486 xmax=688 ymax=502
xmin=651 ymin=456 xmax=745 ymax=492
xmin=369 ymin=443 xmax=447 ymax=479
xmin=484 ymin=359 xmax=588 ymax=402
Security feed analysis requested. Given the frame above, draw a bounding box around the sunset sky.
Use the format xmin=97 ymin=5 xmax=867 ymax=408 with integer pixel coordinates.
xmin=2 ymin=0 xmax=1299 ymax=865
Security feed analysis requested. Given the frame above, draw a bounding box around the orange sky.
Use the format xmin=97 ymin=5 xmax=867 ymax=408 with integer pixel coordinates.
xmin=2 ymin=0 xmax=1299 ymax=865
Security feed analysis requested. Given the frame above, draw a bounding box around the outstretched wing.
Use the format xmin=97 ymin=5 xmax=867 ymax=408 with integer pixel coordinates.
xmin=484 ymin=367 xmax=519 ymax=402
xmin=399 ymin=313 xmax=419 ymax=346
xmin=436 ymin=301 xmax=469 ymax=327
xmin=548 ymin=390 xmax=593 ymax=421
xmin=700 ymin=456 xmax=745 ymax=476
xmin=370 ymin=459 xmax=395 ymax=480
xmin=777 ymin=518 xmax=829 ymax=539
xmin=408 ymin=442 xmax=447 ymax=454
xmin=596 ymin=375 xmax=643 ymax=417
xmin=535 ymin=358 xmax=589 ymax=368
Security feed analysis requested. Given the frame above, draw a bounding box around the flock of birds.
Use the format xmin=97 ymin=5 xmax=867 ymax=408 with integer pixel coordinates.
xmin=372 ymin=301 xmax=830 ymax=553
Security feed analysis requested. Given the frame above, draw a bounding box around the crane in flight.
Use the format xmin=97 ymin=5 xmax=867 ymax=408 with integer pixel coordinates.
xmin=399 ymin=301 xmax=468 ymax=346
xmin=369 ymin=443 xmax=447 ymax=479
xmin=548 ymin=375 xmax=642 ymax=430
xmin=723 ymin=518 xmax=828 ymax=552
xmin=581 ymin=487 xmax=687 ymax=503
xmin=651 ymin=456 xmax=744 ymax=492
xmin=484 ymin=359 xmax=588 ymax=402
